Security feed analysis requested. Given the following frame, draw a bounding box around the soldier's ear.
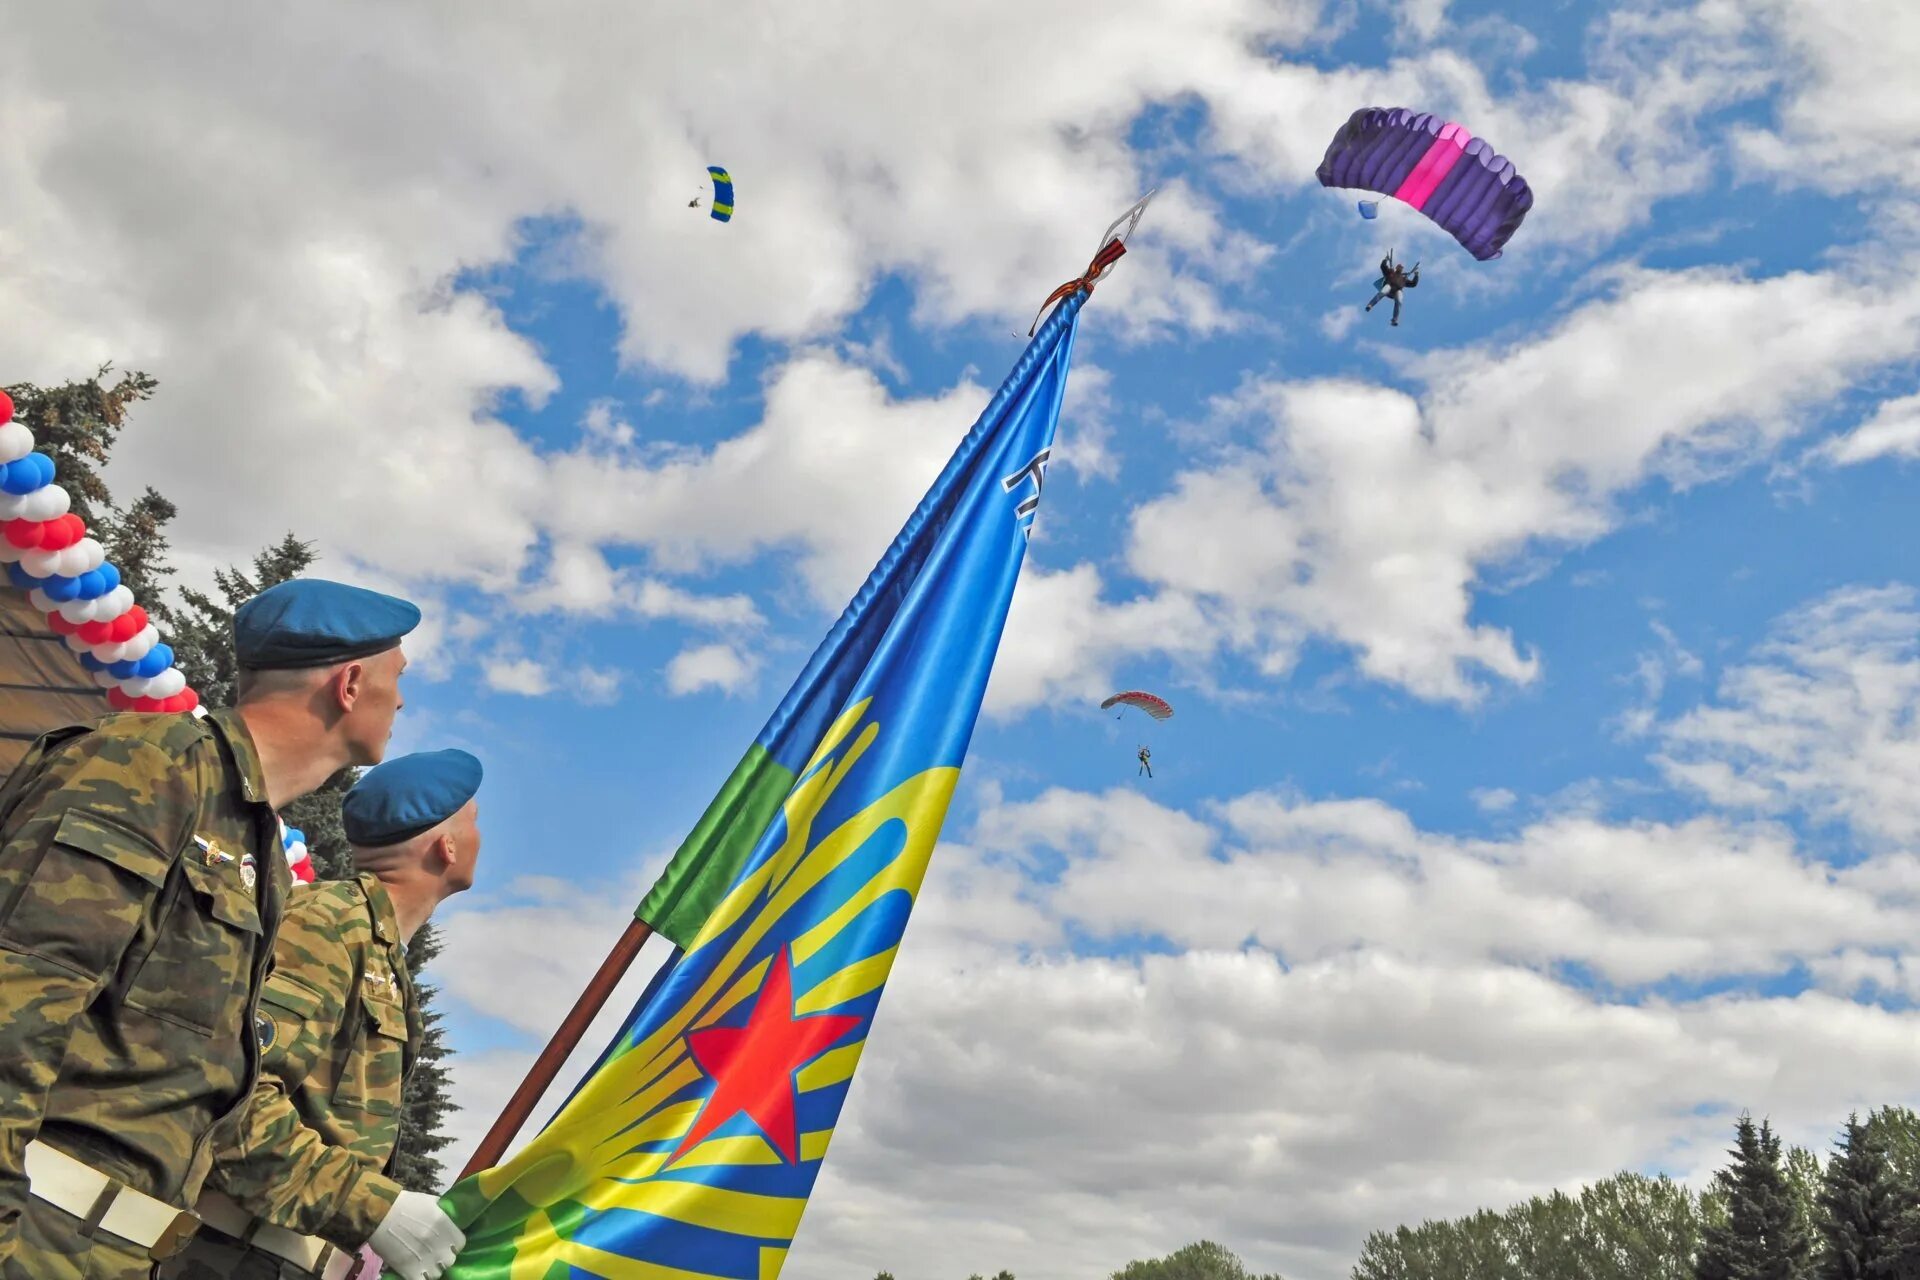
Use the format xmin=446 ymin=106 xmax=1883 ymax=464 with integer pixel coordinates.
xmin=426 ymin=831 xmax=456 ymax=873
xmin=333 ymin=660 xmax=367 ymax=713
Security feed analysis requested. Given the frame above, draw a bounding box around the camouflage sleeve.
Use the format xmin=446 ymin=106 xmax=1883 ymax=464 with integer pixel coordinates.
xmin=0 ymin=735 xmax=196 ymax=1260
xmin=208 ymin=922 xmax=404 ymax=1248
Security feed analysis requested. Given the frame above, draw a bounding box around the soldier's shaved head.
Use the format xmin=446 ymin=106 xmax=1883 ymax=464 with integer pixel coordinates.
xmin=349 ymin=797 xmax=482 ymax=941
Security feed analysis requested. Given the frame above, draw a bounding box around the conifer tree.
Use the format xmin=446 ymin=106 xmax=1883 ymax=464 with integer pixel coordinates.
xmin=1695 ymin=1115 xmax=1812 ymax=1280
xmin=1816 ymin=1114 xmax=1906 ymax=1279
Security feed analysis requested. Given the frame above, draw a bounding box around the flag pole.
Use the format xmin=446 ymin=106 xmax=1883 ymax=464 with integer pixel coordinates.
xmin=457 ymin=918 xmax=654 ymax=1178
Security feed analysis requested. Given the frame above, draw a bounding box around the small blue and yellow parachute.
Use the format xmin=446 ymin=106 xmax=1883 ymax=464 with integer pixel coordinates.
xmin=706 ymin=165 xmax=733 ymax=223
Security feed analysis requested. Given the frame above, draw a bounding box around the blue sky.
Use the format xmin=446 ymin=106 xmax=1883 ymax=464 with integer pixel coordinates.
xmin=7 ymin=1 xmax=1920 ymax=1277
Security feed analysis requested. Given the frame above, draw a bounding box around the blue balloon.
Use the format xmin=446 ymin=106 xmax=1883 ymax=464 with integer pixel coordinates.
xmin=6 ymin=563 xmax=39 ymax=590
xmin=97 ymin=562 xmax=121 ymax=593
xmin=285 ymin=828 xmax=306 ymax=847
xmin=79 ymin=652 xmax=110 ymax=672
xmin=76 ymin=569 xmax=107 ymax=599
xmin=43 ymin=574 xmax=83 ymax=602
xmin=109 ymin=657 xmax=140 ymax=678
xmin=1 ymin=454 xmax=50 ymax=495
xmin=134 ymin=644 xmax=173 ymax=679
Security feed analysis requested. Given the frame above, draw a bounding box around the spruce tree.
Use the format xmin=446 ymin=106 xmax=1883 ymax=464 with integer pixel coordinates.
xmin=1695 ymin=1115 xmax=1813 ymax=1280
xmin=389 ymin=920 xmax=458 ymax=1191
xmin=1817 ymin=1115 xmax=1915 ymax=1280
xmin=2 ymin=366 xmax=157 ymax=526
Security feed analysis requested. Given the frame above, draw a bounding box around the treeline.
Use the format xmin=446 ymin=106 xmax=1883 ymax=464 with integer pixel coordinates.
xmin=3 ymin=367 xmax=456 ymax=1188
xmin=873 ymin=1239 xmax=1283 ymax=1279
xmin=1354 ymin=1106 xmax=1920 ymax=1280
xmin=863 ymin=1108 xmax=1920 ymax=1280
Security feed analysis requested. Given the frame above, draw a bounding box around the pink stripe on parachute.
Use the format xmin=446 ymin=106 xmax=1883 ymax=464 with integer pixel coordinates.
xmin=1392 ymin=121 xmax=1472 ymax=210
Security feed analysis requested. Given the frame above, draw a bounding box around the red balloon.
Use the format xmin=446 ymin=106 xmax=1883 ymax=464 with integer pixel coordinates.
xmin=179 ymin=688 xmax=200 ymax=713
xmin=77 ymin=618 xmax=112 ymax=645
xmin=0 ymin=389 xmax=13 ymax=426
xmin=109 ymin=606 xmax=147 ymax=644
xmin=133 ymin=695 xmax=166 ymax=713
xmin=45 ymin=611 xmax=80 ymax=636
xmin=39 ymin=514 xmax=81 ymax=552
xmin=3 ymin=519 xmax=41 ymax=550
xmin=106 ymin=687 xmax=133 ymax=710
xmin=292 ymin=859 xmax=316 ymax=884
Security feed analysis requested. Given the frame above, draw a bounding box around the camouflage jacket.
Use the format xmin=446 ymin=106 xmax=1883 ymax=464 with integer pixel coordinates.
xmin=206 ymin=873 xmax=419 ymax=1249
xmin=0 ymin=710 xmax=286 ymax=1262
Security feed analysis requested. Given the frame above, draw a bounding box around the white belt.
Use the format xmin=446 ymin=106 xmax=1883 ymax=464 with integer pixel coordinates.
xmin=22 ymin=1139 xmax=201 ymax=1260
xmin=196 ymin=1188 xmax=363 ymax=1280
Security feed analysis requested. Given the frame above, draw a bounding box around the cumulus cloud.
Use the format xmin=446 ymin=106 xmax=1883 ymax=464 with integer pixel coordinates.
xmin=436 ymin=732 xmax=1920 ymax=1280
xmin=664 ymin=642 xmax=759 ymax=697
xmin=1124 ymin=265 xmax=1920 ymax=703
xmin=1815 ymin=390 xmax=1920 ymax=467
xmin=1657 ymin=584 xmax=1920 ymax=846
xmin=482 ymin=656 xmax=554 ymax=697
xmin=1726 ymin=0 xmax=1920 ymax=195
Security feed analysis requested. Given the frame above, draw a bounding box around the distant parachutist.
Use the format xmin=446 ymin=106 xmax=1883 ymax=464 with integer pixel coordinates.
xmin=1137 ymin=745 xmax=1153 ymax=778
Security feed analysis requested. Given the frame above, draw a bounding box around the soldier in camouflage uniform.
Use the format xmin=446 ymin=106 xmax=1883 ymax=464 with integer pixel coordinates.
xmin=0 ymin=578 xmax=419 ymax=1280
xmin=166 ymin=750 xmax=481 ymax=1280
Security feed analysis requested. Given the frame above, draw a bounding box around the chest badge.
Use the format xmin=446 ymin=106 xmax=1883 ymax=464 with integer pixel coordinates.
xmin=239 ymin=853 xmax=258 ymax=891
xmin=193 ymin=835 xmax=235 ymax=869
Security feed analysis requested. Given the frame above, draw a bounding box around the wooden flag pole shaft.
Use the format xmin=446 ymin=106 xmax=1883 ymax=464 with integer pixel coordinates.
xmin=457 ymin=918 xmax=655 ymax=1180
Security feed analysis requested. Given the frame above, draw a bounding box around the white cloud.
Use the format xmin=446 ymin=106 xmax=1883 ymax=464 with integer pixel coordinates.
xmin=436 ymin=825 xmax=1920 ymax=1278
xmin=1124 ymin=265 xmax=1920 ymax=703
xmin=986 ymin=565 xmax=1218 ymax=716
xmin=664 ymin=642 xmax=758 ymax=697
xmin=1815 ymin=390 xmax=1920 ymax=467
xmin=1472 ymin=786 xmax=1517 ymax=812
xmin=1726 ymin=0 xmax=1920 ymax=195
xmin=1657 ymin=584 xmax=1920 ymax=846
xmin=434 ymin=576 xmax=1920 ymax=1279
xmin=482 ymin=656 xmax=553 ymax=697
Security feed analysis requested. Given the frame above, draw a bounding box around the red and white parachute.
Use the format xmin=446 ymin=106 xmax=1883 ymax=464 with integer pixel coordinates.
xmin=1100 ymin=690 xmax=1173 ymax=721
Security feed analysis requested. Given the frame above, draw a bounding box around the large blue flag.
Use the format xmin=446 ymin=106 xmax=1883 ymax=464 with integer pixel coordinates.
xmin=440 ymin=286 xmax=1090 ymax=1280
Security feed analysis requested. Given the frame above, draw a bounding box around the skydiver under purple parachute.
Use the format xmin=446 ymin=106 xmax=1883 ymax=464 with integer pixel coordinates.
xmin=1317 ymin=107 xmax=1534 ymax=328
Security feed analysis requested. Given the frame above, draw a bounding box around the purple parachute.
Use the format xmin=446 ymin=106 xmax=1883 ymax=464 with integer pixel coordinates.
xmin=1316 ymin=107 xmax=1533 ymax=261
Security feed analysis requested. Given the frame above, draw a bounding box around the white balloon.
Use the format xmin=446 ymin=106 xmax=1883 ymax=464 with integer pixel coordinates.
xmin=0 ymin=421 xmax=33 ymax=464
xmin=18 ymin=548 xmax=57 ymax=578
xmin=119 ymin=676 xmax=155 ymax=699
xmin=0 ymin=484 xmax=68 ymax=522
xmin=99 ymin=585 xmax=134 ymax=618
xmin=0 ymin=540 xmax=21 ymax=564
xmin=93 ymin=671 xmax=121 ymax=689
xmin=65 ymin=633 xmax=91 ymax=654
xmin=29 ymin=589 xmax=57 ymax=614
xmin=56 ymin=597 xmax=94 ymax=624
xmin=146 ymin=669 xmax=187 ymax=699
xmin=120 ymin=625 xmax=159 ymax=661
xmin=49 ymin=545 xmax=88 ymax=579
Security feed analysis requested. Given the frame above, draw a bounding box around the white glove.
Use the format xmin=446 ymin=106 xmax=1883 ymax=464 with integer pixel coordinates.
xmin=368 ymin=1190 xmax=466 ymax=1280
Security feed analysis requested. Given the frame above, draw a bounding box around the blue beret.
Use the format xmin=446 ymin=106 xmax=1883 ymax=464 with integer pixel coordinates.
xmin=342 ymin=749 xmax=483 ymax=846
xmin=232 ymin=578 xmax=421 ymax=670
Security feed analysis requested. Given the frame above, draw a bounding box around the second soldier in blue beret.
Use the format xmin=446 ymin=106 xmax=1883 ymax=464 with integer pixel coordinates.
xmin=172 ymin=750 xmax=481 ymax=1280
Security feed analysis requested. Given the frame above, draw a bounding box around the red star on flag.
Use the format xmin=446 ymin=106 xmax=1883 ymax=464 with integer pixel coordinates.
xmin=671 ymin=946 xmax=862 ymax=1165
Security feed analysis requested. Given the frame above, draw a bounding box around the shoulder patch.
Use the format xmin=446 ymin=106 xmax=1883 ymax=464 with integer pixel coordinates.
xmin=254 ymin=1010 xmax=277 ymax=1051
